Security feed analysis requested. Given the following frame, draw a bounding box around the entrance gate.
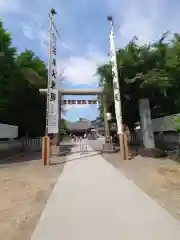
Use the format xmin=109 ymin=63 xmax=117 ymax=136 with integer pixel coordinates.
xmin=39 ymin=87 xmax=128 ymax=161
xmin=39 ymin=88 xmax=111 ymax=144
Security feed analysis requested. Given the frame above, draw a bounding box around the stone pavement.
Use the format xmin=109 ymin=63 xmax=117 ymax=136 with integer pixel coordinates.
xmin=31 ymin=143 xmax=180 ymax=240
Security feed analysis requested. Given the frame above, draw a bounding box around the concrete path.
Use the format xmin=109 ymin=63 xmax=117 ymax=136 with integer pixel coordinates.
xmin=31 ymin=143 xmax=180 ymax=240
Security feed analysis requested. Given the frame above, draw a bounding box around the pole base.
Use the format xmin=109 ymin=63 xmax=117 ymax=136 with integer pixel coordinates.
xmin=119 ymin=133 xmax=129 ymax=160
xmin=42 ymin=136 xmax=50 ymax=165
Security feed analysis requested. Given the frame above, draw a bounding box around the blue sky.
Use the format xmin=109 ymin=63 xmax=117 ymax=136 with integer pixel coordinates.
xmin=1 ymin=0 xmax=180 ymax=121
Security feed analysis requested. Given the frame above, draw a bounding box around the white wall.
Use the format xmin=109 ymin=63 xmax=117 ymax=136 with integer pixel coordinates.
xmin=152 ymin=113 xmax=180 ymax=132
xmin=0 ymin=123 xmax=18 ymax=139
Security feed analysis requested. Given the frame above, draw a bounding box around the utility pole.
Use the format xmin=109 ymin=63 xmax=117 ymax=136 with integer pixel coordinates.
xmin=107 ymin=16 xmax=126 ymax=159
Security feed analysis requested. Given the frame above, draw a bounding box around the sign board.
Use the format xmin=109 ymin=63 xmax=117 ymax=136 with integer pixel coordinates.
xmin=48 ymin=89 xmax=59 ymax=134
xmin=63 ymin=100 xmax=100 ymax=105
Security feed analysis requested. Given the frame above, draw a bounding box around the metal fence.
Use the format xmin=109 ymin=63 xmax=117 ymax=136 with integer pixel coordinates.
xmin=127 ymin=131 xmax=180 ymax=150
xmin=102 ymin=142 xmax=116 ymax=152
xmin=128 ymin=132 xmax=142 ymax=146
xmin=22 ymin=138 xmax=42 ymax=152
xmin=0 ymin=137 xmax=43 ymax=160
xmin=0 ymin=140 xmax=22 ymax=151
xmin=0 ymin=140 xmax=23 ymax=159
xmin=154 ymin=132 xmax=180 ymax=150
xmin=79 ymin=138 xmax=88 ymax=154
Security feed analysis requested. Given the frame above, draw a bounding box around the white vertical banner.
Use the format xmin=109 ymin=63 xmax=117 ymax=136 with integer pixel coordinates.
xmin=48 ymin=89 xmax=59 ymax=133
xmin=47 ymin=19 xmax=59 ymax=134
xmin=109 ymin=26 xmax=123 ymax=134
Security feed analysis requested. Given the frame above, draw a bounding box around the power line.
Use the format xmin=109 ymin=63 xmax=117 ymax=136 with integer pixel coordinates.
xmin=48 ymin=13 xmax=60 ymax=40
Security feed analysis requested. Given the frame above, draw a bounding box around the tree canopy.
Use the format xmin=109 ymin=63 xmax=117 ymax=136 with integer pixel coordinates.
xmin=97 ymin=33 xmax=180 ymax=131
xmin=0 ymin=20 xmax=66 ymax=137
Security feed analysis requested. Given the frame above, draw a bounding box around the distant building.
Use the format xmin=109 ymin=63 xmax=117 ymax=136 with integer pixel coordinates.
xmin=78 ymin=118 xmax=89 ymax=122
xmin=90 ymin=118 xmax=117 ymax=135
xmin=66 ymin=119 xmax=91 ymax=136
xmin=66 ymin=117 xmax=117 ymax=137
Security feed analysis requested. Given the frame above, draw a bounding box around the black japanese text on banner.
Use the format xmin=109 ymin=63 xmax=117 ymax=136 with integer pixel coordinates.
xmin=48 ymin=89 xmax=59 ymax=134
xmin=51 ymin=30 xmax=57 ymax=88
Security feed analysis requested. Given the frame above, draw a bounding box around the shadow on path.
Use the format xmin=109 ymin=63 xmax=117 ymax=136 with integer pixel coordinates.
xmin=51 ymin=152 xmax=101 ymax=165
xmin=0 ymin=151 xmax=42 ymax=167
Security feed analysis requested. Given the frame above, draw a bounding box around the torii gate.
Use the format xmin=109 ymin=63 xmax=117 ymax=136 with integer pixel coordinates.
xmin=39 ymin=88 xmax=110 ymax=143
xmin=40 ymin=12 xmax=128 ymax=166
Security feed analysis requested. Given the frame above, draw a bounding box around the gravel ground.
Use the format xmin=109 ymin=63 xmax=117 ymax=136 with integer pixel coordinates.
xmin=88 ymin=139 xmax=180 ymax=220
xmin=1 ymin=139 xmax=180 ymax=239
xmin=0 ymin=153 xmax=64 ymax=240
xmin=103 ymin=152 xmax=180 ymax=221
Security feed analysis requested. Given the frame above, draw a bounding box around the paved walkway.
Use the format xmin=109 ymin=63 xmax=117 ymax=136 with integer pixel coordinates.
xmin=31 ymin=143 xmax=180 ymax=240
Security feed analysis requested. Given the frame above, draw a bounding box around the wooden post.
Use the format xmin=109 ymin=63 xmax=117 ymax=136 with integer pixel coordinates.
xmin=52 ymin=133 xmax=58 ymax=155
xmin=123 ymin=133 xmax=129 ymax=160
xmin=42 ymin=136 xmax=50 ymax=165
xmin=119 ymin=133 xmax=129 ymax=160
xmin=119 ymin=133 xmax=124 ymax=160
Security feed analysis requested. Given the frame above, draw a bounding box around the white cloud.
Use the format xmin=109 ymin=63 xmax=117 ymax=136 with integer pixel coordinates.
xmin=22 ymin=22 xmax=73 ymax=53
xmin=58 ymin=45 xmax=107 ymax=85
xmin=22 ymin=23 xmax=49 ymax=49
xmin=62 ymin=57 xmax=98 ymax=84
xmin=60 ymin=42 xmax=72 ymax=52
xmin=0 ymin=0 xmax=21 ymax=12
xmin=22 ymin=25 xmax=34 ymax=40
xmin=21 ymin=14 xmax=107 ymax=86
xmin=61 ymin=105 xmax=89 ymax=119
xmin=38 ymin=29 xmax=49 ymax=50
xmin=107 ymin=0 xmax=180 ymax=46
xmin=118 ymin=0 xmax=162 ymax=45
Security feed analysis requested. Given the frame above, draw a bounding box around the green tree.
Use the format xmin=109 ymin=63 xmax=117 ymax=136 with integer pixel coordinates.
xmin=97 ymin=33 xmax=180 ymax=131
xmin=16 ymin=50 xmax=47 ymax=87
xmin=59 ymin=118 xmax=67 ymax=132
xmin=0 ymin=19 xmax=69 ymax=137
xmin=173 ymin=115 xmax=180 ymax=133
xmin=0 ymin=21 xmax=47 ymax=137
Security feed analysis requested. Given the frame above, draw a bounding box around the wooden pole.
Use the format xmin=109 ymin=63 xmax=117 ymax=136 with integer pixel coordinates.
xmin=42 ymin=136 xmax=50 ymax=165
xmin=123 ymin=133 xmax=129 ymax=160
xmin=52 ymin=133 xmax=58 ymax=155
xmin=119 ymin=133 xmax=125 ymax=160
xmin=119 ymin=132 xmax=129 ymax=160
